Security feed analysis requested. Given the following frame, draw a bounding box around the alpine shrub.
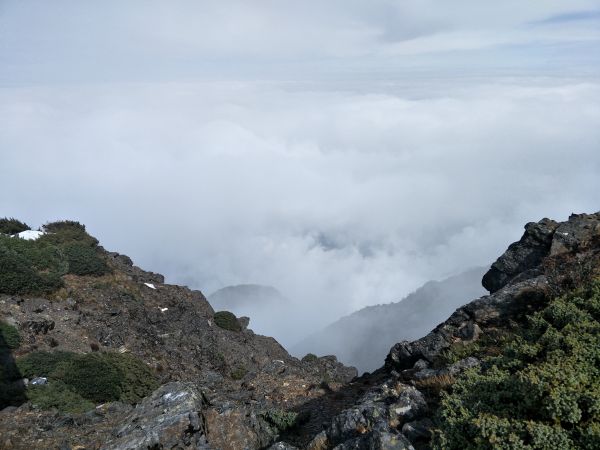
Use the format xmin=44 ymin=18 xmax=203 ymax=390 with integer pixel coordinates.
xmin=301 ymin=353 xmax=318 ymax=363
xmin=0 ymin=218 xmax=30 ymax=235
xmin=261 ymin=409 xmax=298 ymax=432
xmin=63 ymin=243 xmax=109 ymax=276
xmin=0 ymin=321 xmax=21 ymax=349
xmin=433 ymin=280 xmax=600 ymax=449
xmin=214 ymin=311 xmax=241 ymax=332
xmin=17 ymin=351 xmax=158 ymax=410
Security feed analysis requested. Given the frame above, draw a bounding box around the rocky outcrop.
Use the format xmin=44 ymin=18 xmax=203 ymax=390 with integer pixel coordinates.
xmin=103 ymin=382 xmax=208 ymax=450
xmin=304 ymin=212 xmax=600 ymax=450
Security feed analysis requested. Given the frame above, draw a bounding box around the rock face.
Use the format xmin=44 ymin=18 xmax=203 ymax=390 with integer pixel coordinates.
xmin=482 ymin=218 xmax=558 ymax=293
xmin=102 ymin=382 xmax=208 ymax=450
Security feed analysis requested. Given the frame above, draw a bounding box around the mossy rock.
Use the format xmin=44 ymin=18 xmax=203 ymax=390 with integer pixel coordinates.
xmin=214 ymin=311 xmax=241 ymax=332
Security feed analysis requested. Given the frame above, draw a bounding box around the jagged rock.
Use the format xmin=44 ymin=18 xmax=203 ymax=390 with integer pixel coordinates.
xmin=24 ymin=318 xmax=55 ymax=334
xmin=269 ymin=442 xmax=299 ymax=450
xmin=550 ymin=213 xmax=600 ymax=255
xmin=238 ymin=316 xmax=250 ymax=330
xmin=203 ymin=403 xmax=278 ymax=450
xmin=333 ymin=431 xmax=414 ymax=450
xmin=482 ymin=218 xmax=558 ymax=293
xmin=401 ymin=419 xmax=433 ymax=442
xmin=102 ymin=382 xmax=208 ymax=450
xmin=388 ymin=387 xmax=427 ymax=424
xmin=328 ymin=408 xmax=369 ymax=444
xmin=306 ymin=431 xmax=329 ymax=450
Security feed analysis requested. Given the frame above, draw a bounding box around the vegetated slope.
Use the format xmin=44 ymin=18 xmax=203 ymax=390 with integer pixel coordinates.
xmin=0 ymin=220 xmax=357 ymax=450
xmin=293 ymin=267 xmax=487 ymax=373
xmin=281 ymin=212 xmax=600 ymax=450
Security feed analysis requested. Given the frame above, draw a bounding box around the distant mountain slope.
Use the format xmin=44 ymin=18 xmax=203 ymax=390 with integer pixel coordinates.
xmin=293 ymin=267 xmax=487 ymax=373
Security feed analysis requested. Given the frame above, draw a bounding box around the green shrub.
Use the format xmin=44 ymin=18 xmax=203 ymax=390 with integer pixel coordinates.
xmin=27 ymin=381 xmax=94 ymax=414
xmin=261 ymin=409 xmax=298 ymax=432
xmin=100 ymin=352 xmax=159 ymax=403
xmin=0 ymin=219 xmax=108 ymax=295
xmin=41 ymin=220 xmax=98 ymax=247
xmin=433 ymin=280 xmax=600 ymax=449
xmin=42 ymin=220 xmax=87 ymax=233
xmin=0 ymin=218 xmax=30 ymax=235
xmin=58 ymin=353 xmax=123 ymax=402
xmin=17 ymin=351 xmax=158 ymax=409
xmin=17 ymin=351 xmax=78 ymax=378
xmin=0 ymin=321 xmax=21 ymax=349
xmin=301 ymin=353 xmax=318 ymax=363
xmin=63 ymin=243 xmax=109 ymax=276
xmin=230 ymin=367 xmax=248 ymax=380
xmin=214 ymin=311 xmax=241 ymax=332
xmin=0 ymin=240 xmax=64 ymax=295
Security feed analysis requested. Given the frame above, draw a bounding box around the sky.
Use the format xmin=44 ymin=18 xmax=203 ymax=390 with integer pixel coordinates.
xmin=1 ymin=1 xmax=600 ymax=347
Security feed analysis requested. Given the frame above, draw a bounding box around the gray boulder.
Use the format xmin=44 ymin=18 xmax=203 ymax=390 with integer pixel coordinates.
xmin=102 ymin=382 xmax=208 ymax=450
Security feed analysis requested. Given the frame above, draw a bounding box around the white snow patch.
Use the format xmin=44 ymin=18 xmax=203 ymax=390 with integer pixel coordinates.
xmin=144 ymin=283 xmax=156 ymax=289
xmin=159 ymin=307 xmax=168 ymax=312
xmin=13 ymin=230 xmax=45 ymax=241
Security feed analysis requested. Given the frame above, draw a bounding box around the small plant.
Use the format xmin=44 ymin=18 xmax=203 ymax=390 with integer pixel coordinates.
xmin=414 ymin=374 xmax=454 ymax=396
xmin=214 ymin=311 xmax=241 ymax=332
xmin=261 ymin=409 xmax=298 ymax=432
xmin=0 ymin=321 xmax=21 ymax=349
xmin=230 ymin=366 xmax=248 ymax=380
xmin=0 ymin=218 xmax=30 ymax=235
xmin=301 ymin=353 xmax=318 ymax=363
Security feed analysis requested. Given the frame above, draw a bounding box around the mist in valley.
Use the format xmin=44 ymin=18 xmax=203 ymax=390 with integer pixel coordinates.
xmin=2 ymin=1 xmax=600 ymax=353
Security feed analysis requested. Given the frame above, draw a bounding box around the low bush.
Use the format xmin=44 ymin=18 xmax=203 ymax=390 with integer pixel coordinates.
xmin=0 ymin=241 xmax=64 ymax=295
xmin=214 ymin=311 xmax=241 ymax=332
xmin=0 ymin=321 xmax=21 ymax=349
xmin=41 ymin=220 xmax=98 ymax=247
xmin=0 ymin=219 xmax=109 ymax=295
xmin=17 ymin=350 xmax=158 ymax=411
xmin=301 ymin=353 xmax=318 ymax=363
xmin=63 ymin=243 xmax=109 ymax=276
xmin=100 ymin=352 xmax=159 ymax=403
xmin=230 ymin=367 xmax=248 ymax=380
xmin=27 ymin=381 xmax=94 ymax=414
xmin=433 ymin=280 xmax=600 ymax=449
xmin=0 ymin=218 xmax=30 ymax=235
xmin=261 ymin=409 xmax=298 ymax=432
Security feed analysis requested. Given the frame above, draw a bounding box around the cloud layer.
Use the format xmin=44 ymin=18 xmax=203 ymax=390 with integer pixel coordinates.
xmin=1 ymin=1 xmax=600 ymax=346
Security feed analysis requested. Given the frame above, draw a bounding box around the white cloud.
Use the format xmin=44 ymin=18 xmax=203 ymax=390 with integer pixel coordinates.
xmin=1 ymin=1 xmax=600 ymax=346
xmin=1 ymin=79 xmax=599 ymax=346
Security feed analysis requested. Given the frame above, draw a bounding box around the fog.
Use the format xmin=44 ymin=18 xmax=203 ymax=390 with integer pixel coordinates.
xmin=1 ymin=1 xmax=600 ymax=348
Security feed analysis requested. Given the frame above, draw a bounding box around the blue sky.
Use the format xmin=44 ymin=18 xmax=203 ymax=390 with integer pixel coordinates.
xmin=1 ymin=1 xmax=600 ymax=345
